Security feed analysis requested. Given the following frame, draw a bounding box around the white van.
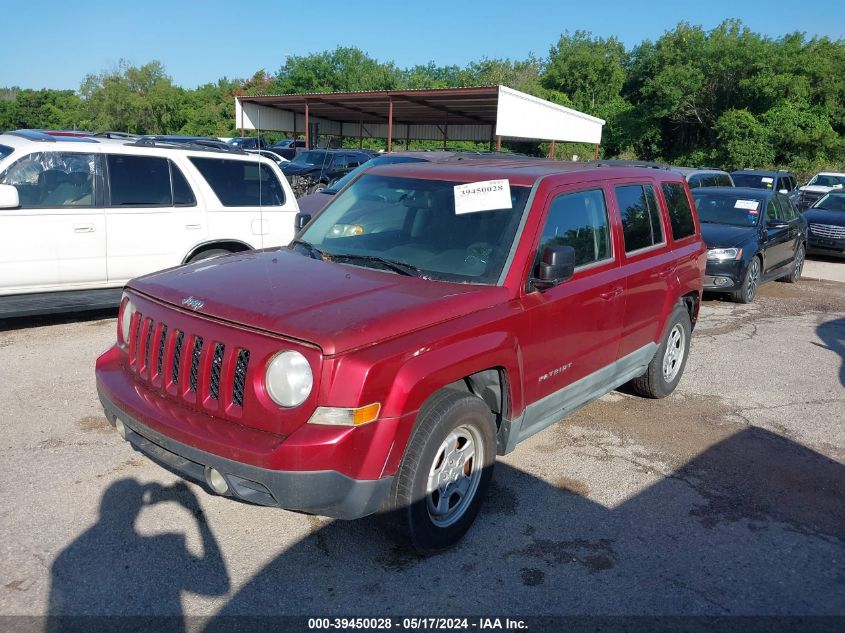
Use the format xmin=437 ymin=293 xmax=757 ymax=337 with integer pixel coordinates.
xmin=0 ymin=131 xmax=299 ymax=317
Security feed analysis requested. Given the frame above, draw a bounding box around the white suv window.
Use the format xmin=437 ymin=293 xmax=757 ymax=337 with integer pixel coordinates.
xmin=189 ymin=157 xmax=286 ymax=206
xmin=0 ymin=151 xmax=97 ymax=208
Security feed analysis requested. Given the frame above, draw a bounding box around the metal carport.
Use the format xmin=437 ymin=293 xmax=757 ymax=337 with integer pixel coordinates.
xmin=235 ymin=85 xmax=604 ymax=157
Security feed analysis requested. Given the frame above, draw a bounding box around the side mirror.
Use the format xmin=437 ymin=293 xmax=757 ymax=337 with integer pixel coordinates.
xmin=0 ymin=184 xmax=19 ymax=209
xmin=294 ymin=212 xmax=312 ymax=231
xmin=533 ymin=245 xmax=576 ymax=290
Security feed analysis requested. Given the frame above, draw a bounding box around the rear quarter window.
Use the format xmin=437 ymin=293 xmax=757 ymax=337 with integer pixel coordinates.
xmin=190 ymin=157 xmax=286 ymax=206
xmin=662 ymin=182 xmax=696 ymax=240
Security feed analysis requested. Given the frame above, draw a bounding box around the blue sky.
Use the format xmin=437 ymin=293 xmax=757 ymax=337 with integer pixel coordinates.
xmin=2 ymin=0 xmax=843 ymax=90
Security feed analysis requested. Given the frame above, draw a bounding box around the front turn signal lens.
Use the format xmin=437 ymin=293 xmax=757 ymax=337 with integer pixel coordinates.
xmin=307 ymin=403 xmax=381 ymax=426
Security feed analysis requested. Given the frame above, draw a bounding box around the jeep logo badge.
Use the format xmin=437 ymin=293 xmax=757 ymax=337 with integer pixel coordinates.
xmin=181 ymin=296 xmax=205 ymax=311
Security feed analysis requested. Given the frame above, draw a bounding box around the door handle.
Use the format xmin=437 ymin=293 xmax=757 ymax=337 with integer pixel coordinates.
xmin=185 ymin=224 xmax=201 ymax=230
xmin=599 ymin=286 xmax=623 ymax=300
xmin=73 ymin=224 xmax=95 ymax=233
xmin=658 ymin=266 xmax=676 ymax=279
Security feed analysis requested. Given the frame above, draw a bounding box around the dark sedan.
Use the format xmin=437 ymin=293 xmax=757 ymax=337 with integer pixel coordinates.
xmin=693 ymin=187 xmax=807 ymax=303
xmin=804 ymin=191 xmax=845 ymax=258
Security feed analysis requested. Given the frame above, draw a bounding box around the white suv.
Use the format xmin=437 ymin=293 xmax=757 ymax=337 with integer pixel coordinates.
xmin=0 ymin=131 xmax=299 ymax=317
xmin=797 ymin=172 xmax=845 ymax=210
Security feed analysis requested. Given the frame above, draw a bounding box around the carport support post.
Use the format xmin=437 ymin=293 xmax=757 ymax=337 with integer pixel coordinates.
xmin=594 ymin=143 xmax=599 ymax=159
xmin=387 ymin=96 xmax=393 ymax=153
xmin=495 ymin=135 xmax=502 ymax=152
xmin=304 ymin=101 xmax=310 ymax=150
xmin=548 ymin=140 xmax=556 ymax=159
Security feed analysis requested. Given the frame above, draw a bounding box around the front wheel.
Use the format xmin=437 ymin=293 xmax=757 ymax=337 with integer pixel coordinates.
xmin=732 ymin=256 xmax=761 ymax=303
xmin=384 ymin=389 xmax=496 ymax=551
xmin=629 ymin=303 xmax=692 ymax=399
xmin=308 ymin=183 xmax=327 ymax=195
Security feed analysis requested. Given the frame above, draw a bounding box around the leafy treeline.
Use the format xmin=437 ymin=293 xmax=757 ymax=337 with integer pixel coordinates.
xmin=1 ymin=20 xmax=843 ymax=177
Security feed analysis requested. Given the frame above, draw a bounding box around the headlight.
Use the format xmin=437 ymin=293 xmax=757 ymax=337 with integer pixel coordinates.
xmin=119 ymin=294 xmax=135 ymax=346
xmin=265 ymin=350 xmax=313 ymax=407
xmin=328 ymin=224 xmax=364 ymax=237
xmin=707 ymin=247 xmax=742 ymax=261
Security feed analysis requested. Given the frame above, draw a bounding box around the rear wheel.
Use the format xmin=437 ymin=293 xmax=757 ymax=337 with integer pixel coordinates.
xmin=783 ymin=244 xmax=805 ymax=284
xmin=308 ymin=183 xmax=327 ymax=195
xmin=732 ymin=256 xmax=761 ymax=303
xmin=384 ymin=389 xmax=496 ymax=551
xmin=187 ymin=248 xmax=230 ymax=264
xmin=629 ymin=303 xmax=692 ymax=399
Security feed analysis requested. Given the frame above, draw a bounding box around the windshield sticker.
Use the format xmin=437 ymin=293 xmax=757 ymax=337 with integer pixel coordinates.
xmin=454 ymin=179 xmax=512 ymax=214
xmin=735 ymin=199 xmax=760 ymax=210
xmin=761 ymin=177 xmax=774 ymax=183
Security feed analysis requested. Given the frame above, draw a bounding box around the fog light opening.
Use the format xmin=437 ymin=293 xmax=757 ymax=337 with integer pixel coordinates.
xmin=115 ymin=419 xmax=127 ymax=440
xmin=205 ymin=467 xmax=229 ymax=495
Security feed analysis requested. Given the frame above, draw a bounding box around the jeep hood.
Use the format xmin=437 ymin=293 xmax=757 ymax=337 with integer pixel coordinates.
xmin=128 ymin=249 xmax=506 ymax=356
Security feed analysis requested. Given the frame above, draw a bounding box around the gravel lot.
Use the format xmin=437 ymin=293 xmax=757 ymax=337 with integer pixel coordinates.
xmin=1 ymin=278 xmax=843 ymax=625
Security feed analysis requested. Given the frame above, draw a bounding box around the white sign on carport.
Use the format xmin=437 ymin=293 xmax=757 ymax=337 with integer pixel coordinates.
xmin=235 ymin=85 xmax=605 ymax=156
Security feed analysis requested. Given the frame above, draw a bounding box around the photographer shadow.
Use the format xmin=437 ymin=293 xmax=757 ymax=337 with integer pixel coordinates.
xmin=47 ymin=479 xmax=229 ymax=633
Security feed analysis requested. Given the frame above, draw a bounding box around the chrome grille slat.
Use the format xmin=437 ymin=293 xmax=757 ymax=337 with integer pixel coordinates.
xmin=809 ymin=223 xmax=845 ymax=239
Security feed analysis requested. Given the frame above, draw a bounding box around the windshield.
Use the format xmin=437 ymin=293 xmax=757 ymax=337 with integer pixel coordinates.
xmin=731 ymin=173 xmax=774 ymax=189
xmin=807 ymin=174 xmax=845 ymax=188
xmin=693 ymin=192 xmax=765 ymax=227
xmin=0 ymin=145 xmax=13 ymax=162
xmin=325 ymin=156 xmax=427 ymax=193
xmin=291 ymin=150 xmax=329 ymax=166
xmin=297 ymin=174 xmax=531 ymax=284
xmin=813 ymin=193 xmax=845 ymax=211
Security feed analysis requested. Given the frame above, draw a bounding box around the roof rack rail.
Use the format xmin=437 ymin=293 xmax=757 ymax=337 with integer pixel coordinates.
xmin=129 ymin=138 xmax=246 ymax=154
xmin=93 ymin=131 xmax=141 ymax=140
xmin=586 ymin=159 xmax=670 ymax=170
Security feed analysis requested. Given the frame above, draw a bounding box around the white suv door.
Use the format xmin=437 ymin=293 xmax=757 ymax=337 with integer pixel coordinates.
xmin=104 ymin=153 xmax=205 ymax=283
xmin=0 ymin=150 xmax=106 ymax=293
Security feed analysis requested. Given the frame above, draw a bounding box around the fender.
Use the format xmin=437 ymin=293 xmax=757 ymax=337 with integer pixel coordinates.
xmin=381 ymin=330 xmax=524 ymax=421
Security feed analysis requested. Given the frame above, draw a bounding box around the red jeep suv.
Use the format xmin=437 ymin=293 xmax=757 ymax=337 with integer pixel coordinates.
xmin=96 ymin=160 xmax=705 ymax=550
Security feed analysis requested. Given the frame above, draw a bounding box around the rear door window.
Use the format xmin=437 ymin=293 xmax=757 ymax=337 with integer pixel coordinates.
xmin=714 ymin=174 xmax=733 ymax=187
xmin=539 ymin=188 xmax=612 ymax=267
xmin=108 ymin=155 xmax=171 ymax=206
xmin=615 ymin=184 xmax=665 ymax=253
xmin=661 ymin=183 xmax=696 ymax=240
xmin=190 ymin=157 xmax=286 ymax=206
xmin=170 ymin=162 xmax=196 ymax=206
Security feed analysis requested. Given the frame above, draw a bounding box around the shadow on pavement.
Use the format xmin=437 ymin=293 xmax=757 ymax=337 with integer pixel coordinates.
xmin=47 ymin=427 xmax=845 ymax=631
xmin=47 ymin=480 xmax=229 ymax=633
xmin=817 ymin=316 xmax=845 ymax=388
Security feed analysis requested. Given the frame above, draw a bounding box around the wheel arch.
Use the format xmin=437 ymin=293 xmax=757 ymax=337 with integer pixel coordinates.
xmin=182 ymin=239 xmax=254 ymax=264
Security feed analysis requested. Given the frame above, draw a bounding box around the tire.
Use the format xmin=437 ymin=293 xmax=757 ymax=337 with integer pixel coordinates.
xmin=383 ymin=389 xmax=496 ymax=551
xmin=629 ymin=303 xmax=692 ymax=399
xmin=783 ymin=244 xmax=805 ymax=284
xmin=187 ymin=248 xmax=230 ymax=264
xmin=308 ymin=183 xmax=327 ymax=195
xmin=732 ymin=256 xmax=761 ymax=303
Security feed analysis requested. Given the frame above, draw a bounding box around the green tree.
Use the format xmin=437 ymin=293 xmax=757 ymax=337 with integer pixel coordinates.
xmin=714 ymin=109 xmax=773 ymax=170
xmin=80 ymin=60 xmax=186 ymax=134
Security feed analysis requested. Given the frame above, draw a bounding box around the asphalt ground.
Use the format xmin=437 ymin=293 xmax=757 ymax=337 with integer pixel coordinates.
xmin=0 ymin=276 xmax=843 ymax=630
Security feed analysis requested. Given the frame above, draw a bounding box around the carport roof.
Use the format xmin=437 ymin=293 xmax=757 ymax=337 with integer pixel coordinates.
xmin=237 ymin=86 xmax=501 ymax=126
